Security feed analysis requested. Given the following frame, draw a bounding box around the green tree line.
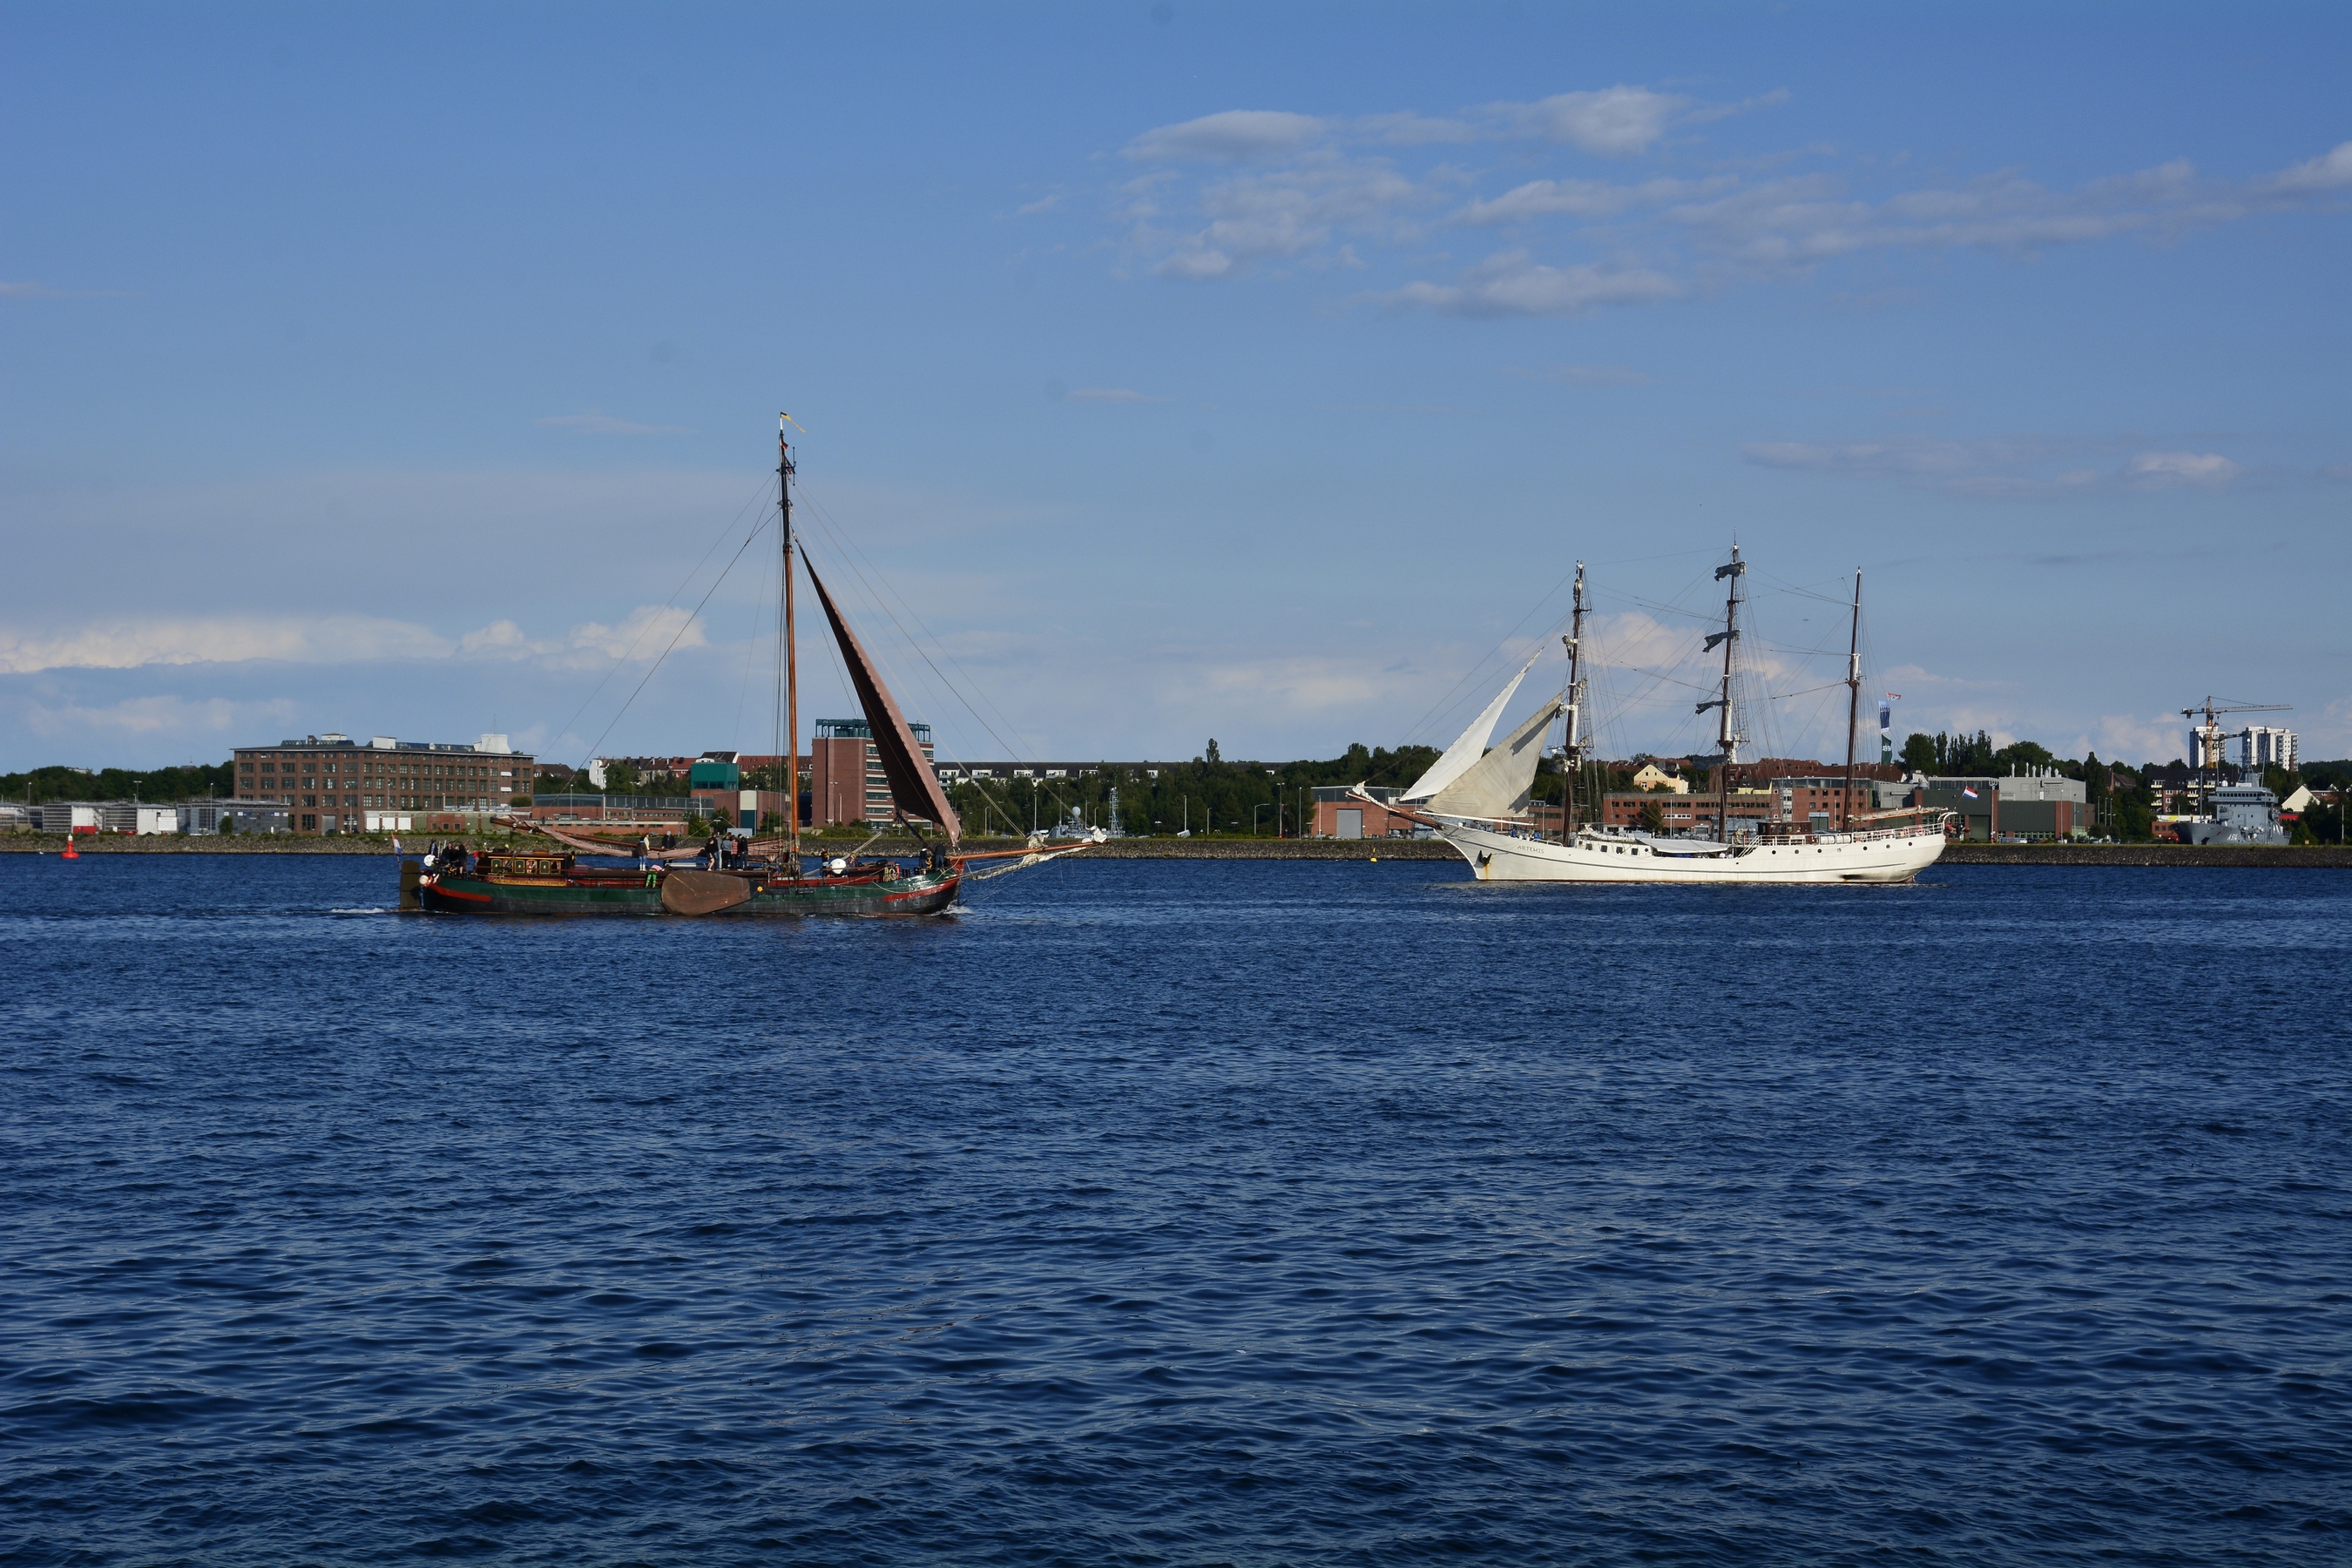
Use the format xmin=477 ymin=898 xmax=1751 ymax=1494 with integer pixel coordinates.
xmin=938 ymin=740 xmax=1444 ymax=838
xmin=0 ymin=762 xmax=235 ymax=805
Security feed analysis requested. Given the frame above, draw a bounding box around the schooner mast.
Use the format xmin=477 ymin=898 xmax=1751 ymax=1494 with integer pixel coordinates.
xmin=1701 ymin=545 xmax=1746 ymax=842
xmin=1559 ymin=563 xmax=1587 ymax=841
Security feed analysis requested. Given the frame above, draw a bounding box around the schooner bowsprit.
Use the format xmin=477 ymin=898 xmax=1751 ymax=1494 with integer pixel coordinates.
xmin=412 ymin=417 xmax=1077 ymax=916
xmin=1357 ymin=548 xmax=1951 ymax=884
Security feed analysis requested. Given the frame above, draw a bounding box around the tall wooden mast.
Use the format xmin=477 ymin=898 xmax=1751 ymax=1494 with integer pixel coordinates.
xmin=1560 ymin=563 xmax=1586 ymax=842
xmin=1841 ymin=570 xmax=1862 ymax=832
xmin=781 ymin=416 xmax=799 ymax=860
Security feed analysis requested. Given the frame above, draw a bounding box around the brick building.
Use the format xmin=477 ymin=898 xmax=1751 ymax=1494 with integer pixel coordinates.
xmin=1762 ymin=776 xmax=1882 ymax=832
xmin=232 ymin=733 xmax=534 ymax=835
xmin=1310 ymin=786 xmax=1421 ymax=838
xmin=808 ymin=718 xmax=937 ymax=828
xmin=1600 ymin=788 xmax=1776 ymax=834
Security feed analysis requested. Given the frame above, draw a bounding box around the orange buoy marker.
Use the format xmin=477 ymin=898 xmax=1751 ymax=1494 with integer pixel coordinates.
xmin=61 ymin=832 xmax=79 ymax=860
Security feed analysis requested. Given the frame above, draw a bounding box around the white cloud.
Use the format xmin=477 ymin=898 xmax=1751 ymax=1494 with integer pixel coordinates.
xmin=2082 ymin=712 xmax=2195 ymax=766
xmin=1667 ymin=168 xmax=2192 ymax=266
xmin=1497 ymin=87 xmax=1688 ymax=154
xmin=457 ymin=606 xmax=709 ymax=669
xmin=1455 ymin=175 xmax=1732 ymax=225
xmin=0 ymin=605 xmax=709 ymax=677
xmin=456 ymin=619 xmax=532 ymax=658
xmin=2126 ymin=450 xmax=2240 ymax=486
xmin=1684 ymin=88 xmax=1794 ymax=127
xmin=1587 ymin=611 xmax=1694 ymax=673
xmin=1740 ymin=436 xmax=2253 ymax=499
xmin=1351 ymin=112 xmax=1477 ymax=146
xmin=1156 ymin=248 xmax=1233 ymax=280
xmin=1373 ymin=251 xmax=1679 ymax=317
xmin=1201 ymin=655 xmax=1395 ymax=712
xmin=0 ymin=616 xmax=456 ymax=674
xmin=535 ymin=411 xmax=689 ymax=436
xmin=2266 ymin=140 xmax=2352 ymax=193
xmin=1135 ymin=152 xmax=1435 ymax=278
xmin=1125 ymin=111 xmax=1326 ymax=163
xmin=1099 ymin=90 xmax=2352 ymax=318
xmin=11 ymin=694 xmax=294 ymax=744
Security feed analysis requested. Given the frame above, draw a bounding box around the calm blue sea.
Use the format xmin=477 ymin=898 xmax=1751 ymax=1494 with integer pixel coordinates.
xmin=2 ymin=854 xmax=2347 ymax=1565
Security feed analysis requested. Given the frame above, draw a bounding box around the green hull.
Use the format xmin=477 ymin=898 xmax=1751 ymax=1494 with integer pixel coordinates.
xmin=416 ymin=866 xmax=959 ymax=916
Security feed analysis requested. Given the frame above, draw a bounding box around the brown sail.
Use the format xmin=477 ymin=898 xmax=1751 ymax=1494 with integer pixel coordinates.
xmin=804 ymin=558 xmax=962 ymax=846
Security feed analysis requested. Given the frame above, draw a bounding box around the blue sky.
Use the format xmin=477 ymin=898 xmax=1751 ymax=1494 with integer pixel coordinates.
xmin=4 ymin=2 xmax=2347 ymax=774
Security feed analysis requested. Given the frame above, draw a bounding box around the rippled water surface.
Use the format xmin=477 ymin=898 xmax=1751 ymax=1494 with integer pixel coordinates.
xmin=3 ymin=854 xmax=2349 ymax=1565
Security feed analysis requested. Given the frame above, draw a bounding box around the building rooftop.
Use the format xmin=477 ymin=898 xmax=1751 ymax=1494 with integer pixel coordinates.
xmin=247 ymin=733 xmax=528 ymax=754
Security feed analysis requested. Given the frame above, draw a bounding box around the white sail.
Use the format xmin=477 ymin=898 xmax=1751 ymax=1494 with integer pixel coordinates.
xmin=1427 ymin=698 xmax=1565 ymax=821
xmin=1402 ymin=651 xmax=1544 ymax=802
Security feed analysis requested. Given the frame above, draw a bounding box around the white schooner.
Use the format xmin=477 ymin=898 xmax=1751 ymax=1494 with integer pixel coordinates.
xmin=1360 ymin=547 xmax=1950 ymax=885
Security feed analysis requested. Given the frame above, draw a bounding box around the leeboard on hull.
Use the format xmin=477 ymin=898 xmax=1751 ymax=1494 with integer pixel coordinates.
xmin=1439 ymin=822 xmax=1947 ymax=884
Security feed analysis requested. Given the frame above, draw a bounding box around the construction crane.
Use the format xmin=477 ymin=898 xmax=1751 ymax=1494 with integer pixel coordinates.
xmin=2179 ymin=696 xmax=2291 ymax=814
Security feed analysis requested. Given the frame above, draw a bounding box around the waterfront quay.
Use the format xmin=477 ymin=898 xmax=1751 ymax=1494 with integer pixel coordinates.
xmin=7 ymin=834 xmax=2350 ymax=867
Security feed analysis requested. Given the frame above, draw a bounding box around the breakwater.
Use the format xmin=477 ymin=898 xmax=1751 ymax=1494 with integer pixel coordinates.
xmin=1940 ymin=841 xmax=2352 ymax=868
xmin=1 ymin=833 xmax=390 ymax=855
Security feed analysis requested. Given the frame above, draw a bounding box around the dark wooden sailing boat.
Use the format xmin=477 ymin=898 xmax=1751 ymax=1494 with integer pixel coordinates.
xmin=416 ymin=417 xmax=987 ymax=916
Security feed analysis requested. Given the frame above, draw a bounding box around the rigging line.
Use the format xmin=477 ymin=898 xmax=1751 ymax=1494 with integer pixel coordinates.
xmin=1605 ymin=663 xmax=1721 ymax=697
xmin=1752 ymin=568 xmax=1858 ymax=605
xmin=1589 ymin=556 xmax=1722 ymax=618
xmin=1603 ymin=591 xmax=1727 ymax=625
xmin=791 ymin=496 xmax=1039 ymax=765
xmin=794 ymin=523 xmax=998 ymax=760
xmin=580 ymin=514 xmax=774 ymax=769
xmin=1768 ymin=677 xmax=1853 ymax=700
xmin=1584 ymin=544 xmax=1723 ymax=569
xmin=794 ymin=496 xmax=1006 ymax=738
xmin=794 ymin=487 xmax=1050 ymax=768
xmin=1397 ymin=563 xmax=1582 ymax=747
xmin=555 ymin=474 xmax=777 ymax=752
xmin=1585 ymin=662 xmax=1682 ymax=736
xmin=732 ymin=547 xmax=775 ymax=752
xmin=791 ymin=529 xmax=1089 ymax=826
xmin=785 ymin=508 xmax=1134 ymax=832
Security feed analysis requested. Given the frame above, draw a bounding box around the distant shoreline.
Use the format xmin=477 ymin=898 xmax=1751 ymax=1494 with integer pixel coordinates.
xmin=5 ymin=834 xmax=2348 ymax=867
